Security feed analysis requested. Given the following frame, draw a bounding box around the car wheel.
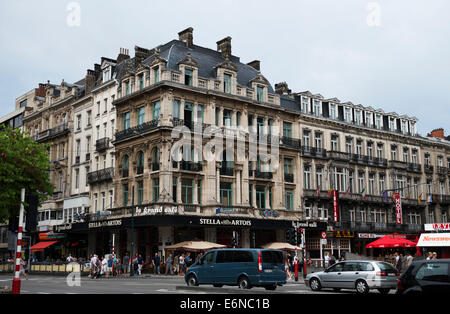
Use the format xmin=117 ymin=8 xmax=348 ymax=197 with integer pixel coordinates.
xmin=213 ymin=284 xmax=223 ymax=288
xmin=378 ymin=288 xmax=390 ymax=294
xmin=238 ymin=276 xmax=252 ymax=289
xmin=333 ymin=288 xmax=341 ymax=292
xmin=264 ymin=285 xmax=277 ymax=291
xmin=187 ymin=275 xmax=199 ymax=287
xmin=355 ymin=280 xmax=369 ymax=294
xmin=309 ymin=278 xmax=322 ymax=291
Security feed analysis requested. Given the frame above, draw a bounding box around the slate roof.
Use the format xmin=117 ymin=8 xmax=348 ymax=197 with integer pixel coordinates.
xmin=116 ymin=40 xmax=274 ymax=93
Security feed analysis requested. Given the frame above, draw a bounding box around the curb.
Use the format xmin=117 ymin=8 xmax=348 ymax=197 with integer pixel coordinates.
xmin=175 ymin=286 xmax=280 ymax=294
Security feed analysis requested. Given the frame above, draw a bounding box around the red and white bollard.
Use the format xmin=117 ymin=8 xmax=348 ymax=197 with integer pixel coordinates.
xmin=12 ymin=188 xmax=25 ymax=294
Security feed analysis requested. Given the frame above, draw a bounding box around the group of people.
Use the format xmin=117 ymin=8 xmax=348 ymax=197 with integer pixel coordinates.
xmin=284 ymin=252 xmax=312 ymax=280
xmin=85 ymin=251 xmax=200 ymax=278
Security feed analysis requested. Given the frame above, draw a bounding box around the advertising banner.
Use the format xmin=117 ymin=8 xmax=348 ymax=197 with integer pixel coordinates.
xmin=394 ymin=192 xmax=402 ymax=224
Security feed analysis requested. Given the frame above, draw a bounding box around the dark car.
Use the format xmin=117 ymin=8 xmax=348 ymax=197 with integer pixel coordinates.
xmin=396 ymin=259 xmax=450 ymax=295
xmin=185 ymin=248 xmax=286 ymax=290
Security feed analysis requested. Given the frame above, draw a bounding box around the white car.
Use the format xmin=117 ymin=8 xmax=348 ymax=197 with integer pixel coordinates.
xmin=305 ymin=260 xmax=399 ymax=294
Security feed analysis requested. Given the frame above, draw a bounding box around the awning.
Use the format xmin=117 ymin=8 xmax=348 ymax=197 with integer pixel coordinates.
xmin=30 ymin=241 xmax=58 ymax=252
xmin=366 ymin=234 xmax=416 ymax=248
xmin=417 ymin=233 xmax=450 ymax=247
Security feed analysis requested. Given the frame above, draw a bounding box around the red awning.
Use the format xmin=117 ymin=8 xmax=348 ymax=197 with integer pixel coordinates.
xmin=366 ymin=235 xmax=416 ymax=249
xmin=30 ymin=241 xmax=58 ymax=252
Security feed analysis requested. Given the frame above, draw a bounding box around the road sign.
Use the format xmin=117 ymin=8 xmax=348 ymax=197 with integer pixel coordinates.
xmin=321 ymin=231 xmax=327 ymax=239
xmin=320 ymin=239 xmax=327 ymax=245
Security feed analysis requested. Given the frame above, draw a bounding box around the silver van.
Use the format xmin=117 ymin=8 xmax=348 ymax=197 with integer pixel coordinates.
xmin=305 ymin=260 xmax=399 ymax=294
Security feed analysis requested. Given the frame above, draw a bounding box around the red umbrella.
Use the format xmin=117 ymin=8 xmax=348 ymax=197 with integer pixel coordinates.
xmin=414 ymin=236 xmax=421 ymax=256
xmin=366 ymin=235 xmax=416 ymax=249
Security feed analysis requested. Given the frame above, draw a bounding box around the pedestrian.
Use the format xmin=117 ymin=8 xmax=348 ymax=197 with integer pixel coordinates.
xmin=107 ymin=255 xmax=113 ymax=278
xmin=324 ymin=252 xmax=330 ymax=268
xmin=66 ymin=254 xmax=73 ymax=263
xmin=405 ymin=252 xmax=413 ymax=269
xmin=329 ymin=255 xmax=336 ymax=266
xmin=285 ymin=257 xmax=291 ymax=280
xmin=133 ymin=253 xmax=139 ymax=275
xmin=394 ymin=252 xmax=402 ymax=273
xmin=432 ymin=252 xmax=438 ymax=260
xmin=123 ymin=253 xmax=130 ymax=275
xmin=101 ymin=256 xmax=107 ymax=277
xmin=19 ymin=257 xmax=29 ymax=280
xmin=165 ymin=254 xmax=174 ymax=275
xmin=179 ymin=253 xmax=185 ymax=276
xmin=185 ymin=252 xmax=192 ymax=270
xmin=116 ymin=256 xmax=121 ymax=276
xmin=174 ymin=255 xmax=179 ymax=275
xmin=152 ymin=252 xmax=160 ymax=275
xmin=137 ymin=254 xmax=144 ymax=275
xmin=426 ymin=252 xmax=433 ymax=260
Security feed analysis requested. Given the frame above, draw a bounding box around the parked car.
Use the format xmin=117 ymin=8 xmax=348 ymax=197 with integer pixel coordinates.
xmin=185 ymin=248 xmax=286 ymax=290
xmin=305 ymin=260 xmax=399 ymax=294
xmin=396 ymin=259 xmax=450 ymax=295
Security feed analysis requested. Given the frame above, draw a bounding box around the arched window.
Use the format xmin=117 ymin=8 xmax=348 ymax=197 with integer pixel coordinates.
xmin=123 ymin=155 xmax=129 ymax=177
xmin=137 ymin=152 xmax=144 ymax=174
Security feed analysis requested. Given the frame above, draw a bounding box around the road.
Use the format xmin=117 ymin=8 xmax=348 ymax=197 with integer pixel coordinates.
xmin=0 ymin=274 xmax=395 ymax=294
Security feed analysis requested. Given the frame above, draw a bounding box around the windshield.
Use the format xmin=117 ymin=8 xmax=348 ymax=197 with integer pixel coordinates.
xmin=376 ymin=262 xmax=397 ymax=272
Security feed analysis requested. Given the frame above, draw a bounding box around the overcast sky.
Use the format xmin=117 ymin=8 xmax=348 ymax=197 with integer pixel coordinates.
xmin=0 ymin=0 xmax=449 ymax=135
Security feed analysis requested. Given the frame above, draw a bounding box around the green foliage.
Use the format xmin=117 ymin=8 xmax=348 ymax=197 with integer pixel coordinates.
xmin=0 ymin=125 xmax=54 ymax=223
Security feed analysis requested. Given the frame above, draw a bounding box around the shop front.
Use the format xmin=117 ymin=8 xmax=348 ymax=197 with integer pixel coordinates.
xmin=417 ymin=223 xmax=450 ymax=258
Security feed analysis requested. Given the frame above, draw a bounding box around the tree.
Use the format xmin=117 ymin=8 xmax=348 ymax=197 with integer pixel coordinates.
xmin=0 ymin=126 xmax=54 ymax=223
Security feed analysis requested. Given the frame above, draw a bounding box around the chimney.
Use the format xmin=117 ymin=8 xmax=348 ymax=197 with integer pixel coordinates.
xmin=275 ymin=82 xmax=291 ymax=95
xmin=135 ymin=45 xmax=151 ymax=61
xmin=247 ymin=60 xmax=260 ymax=71
xmin=116 ymin=48 xmax=130 ymax=64
xmin=217 ymin=37 xmax=232 ymax=58
xmin=428 ymin=128 xmax=445 ymax=139
xmin=94 ymin=63 xmax=101 ymax=73
xmin=178 ymin=27 xmax=194 ymax=48
xmin=85 ymin=69 xmax=96 ymax=94
xmin=36 ymin=83 xmax=47 ymax=98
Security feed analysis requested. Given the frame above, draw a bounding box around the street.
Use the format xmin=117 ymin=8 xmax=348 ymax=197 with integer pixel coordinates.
xmin=0 ymin=274 xmax=395 ymax=294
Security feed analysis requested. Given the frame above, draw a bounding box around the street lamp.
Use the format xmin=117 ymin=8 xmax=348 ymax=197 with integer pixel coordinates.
xmin=130 ymin=185 xmax=135 ymax=276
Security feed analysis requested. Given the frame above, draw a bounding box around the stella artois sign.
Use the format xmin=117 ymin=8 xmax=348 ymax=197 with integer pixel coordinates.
xmin=394 ymin=192 xmax=402 ymax=224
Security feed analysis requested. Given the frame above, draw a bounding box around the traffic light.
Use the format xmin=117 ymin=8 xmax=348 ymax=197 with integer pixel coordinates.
xmin=286 ymin=228 xmax=296 ymax=245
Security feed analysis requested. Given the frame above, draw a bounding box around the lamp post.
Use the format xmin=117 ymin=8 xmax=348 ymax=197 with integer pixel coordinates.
xmin=12 ymin=188 xmax=25 ymax=294
xmin=130 ymin=185 xmax=135 ymax=276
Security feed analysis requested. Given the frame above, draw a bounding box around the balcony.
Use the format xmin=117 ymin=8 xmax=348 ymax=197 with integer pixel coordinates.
xmin=255 ymin=170 xmax=273 ymax=179
xmin=181 ymin=161 xmax=202 ymax=172
xmin=284 ymin=173 xmax=294 ymax=183
xmin=350 ymin=154 xmax=368 ymax=165
xmin=437 ymin=166 xmax=448 ymax=176
xmin=87 ymin=167 xmax=114 ymax=184
xmin=281 ymin=136 xmax=301 ymax=149
xmin=301 ymin=146 xmax=327 ymax=158
xmin=51 ymin=191 xmax=63 ymax=200
xmin=424 ymin=164 xmax=434 ymax=174
xmin=332 ymin=221 xmax=423 ymax=233
xmin=220 ymin=166 xmax=234 ymax=176
xmin=173 ymin=118 xmax=210 ymax=133
xmin=407 ymin=163 xmax=422 ymax=173
xmin=95 ymin=137 xmax=110 ymax=152
xmin=432 ymin=194 xmax=450 ymax=205
xmin=388 ymin=160 xmax=408 ymax=171
xmin=34 ymin=124 xmax=70 ymax=142
xmin=328 ymin=151 xmax=350 ymax=162
xmin=115 ymin=120 xmax=159 ymax=142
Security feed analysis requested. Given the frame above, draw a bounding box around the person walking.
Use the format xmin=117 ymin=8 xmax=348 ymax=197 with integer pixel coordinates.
xmin=101 ymin=256 xmax=107 ymax=277
xmin=107 ymin=255 xmax=113 ymax=278
xmin=285 ymin=257 xmax=292 ymax=280
xmin=133 ymin=253 xmax=139 ymax=275
xmin=165 ymin=254 xmax=174 ymax=275
xmin=329 ymin=255 xmax=336 ymax=266
xmin=123 ymin=253 xmax=130 ymax=276
xmin=19 ymin=257 xmax=29 ymax=280
xmin=137 ymin=254 xmax=144 ymax=275
xmin=185 ymin=252 xmax=192 ymax=270
xmin=152 ymin=253 xmax=160 ymax=275
xmin=174 ymin=255 xmax=179 ymax=275
xmin=394 ymin=252 xmax=402 ymax=273
xmin=432 ymin=252 xmax=438 ymax=260
xmin=324 ymin=252 xmax=330 ymax=269
xmin=405 ymin=252 xmax=414 ymax=269
xmin=179 ymin=253 xmax=185 ymax=276
xmin=426 ymin=252 xmax=433 ymax=260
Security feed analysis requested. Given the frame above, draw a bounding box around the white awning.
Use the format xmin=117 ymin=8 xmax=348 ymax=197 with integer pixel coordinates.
xmin=417 ymin=233 xmax=450 ymax=247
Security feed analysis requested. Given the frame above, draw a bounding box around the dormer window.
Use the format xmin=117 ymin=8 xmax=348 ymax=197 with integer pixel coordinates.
xmin=313 ymin=100 xmax=320 ymax=116
xmin=365 ymin=112 xmax=372 ymax=127
xmin=401 ymin=120 xmax=407 ymax=134
xmin=375 ymin=115 xmax=381 ymax=129
xmin=224 ymin=73 xmax=232 ymax=94
xmin=301 ymin=97 xmax=309 ymax=114
xmin=125 ymin=81 xmax=130 ymax=95
xmin=154 ymin=67 xmax=160 ymax=83
xmin=257 ymin=86 xmax=264 ymax=102
xmin=389 ymin=117 xmax=395 ymax=131
xmin=184 ymin=69 xmax=193 ymax=86
xmin=138 ymin=74 xmax=144 ymax=90
xmin=344 ymin=107 xmax=351 ymax=122
xmin=329 ymin=104 xmax=337 ymax=119
xmin=103 ymin=68 xmax=111 ymax=82
xmin=355 ymin=110 xmax=361 ymax=125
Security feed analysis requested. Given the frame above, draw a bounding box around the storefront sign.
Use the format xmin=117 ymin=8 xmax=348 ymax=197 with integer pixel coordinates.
xmin=88 ymin=219 xmax=122 ymax=229
xmin=424 ymin=223 xmax=450 ymax=231
xmin=417 ymin=233 xmax=450 ymax=247
xmin=358 ymin=233 xmax=406 ymax=239
xmin=199 ymin=218 xmax=252 ymax=226
xmin=333 ymin=190 xmax=339 ymax=222
xmin=135 ymin=206 xmax=178 ymax=215
xmin=329 ymin=231 xmax=354 ymax=238
xmin=293 ymin=221 xmax=327 ymax=230
xmin=394 ymin=192 xmax=402 ymax=224
xmin=55 ymin=224 xmax=72 ymax=232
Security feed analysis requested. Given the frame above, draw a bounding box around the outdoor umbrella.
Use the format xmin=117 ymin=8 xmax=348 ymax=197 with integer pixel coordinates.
xmin=165 ymin=241 xmax=226 ymax=252
xmin=366 ymin=235 xmax=416 ymax=248
xmin=262 ymin=242 xmax=302 ymax=251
